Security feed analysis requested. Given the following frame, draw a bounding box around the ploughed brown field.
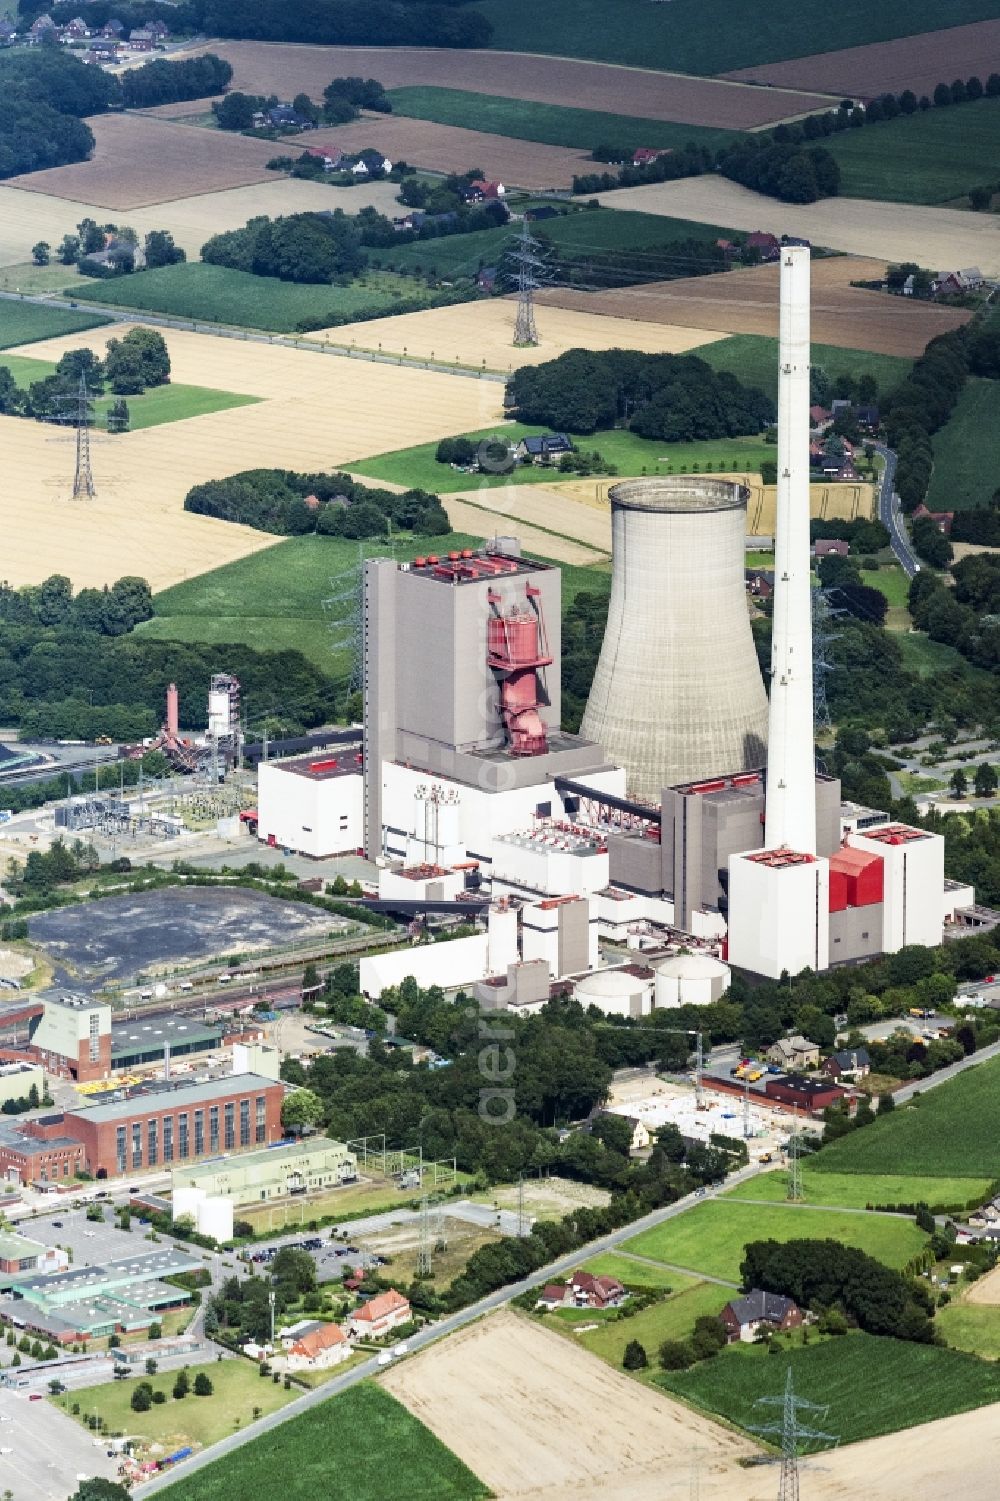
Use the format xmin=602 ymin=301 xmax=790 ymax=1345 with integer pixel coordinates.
xmin=537 ymin=256 xmax=970 ymax=357
xmin=197 ymin=40 xmax=836 ymax=128
xmin=721 ymin=19 xmax=1000 ymax=99
xmin=308 ymin=119 xmax=592 ymax=190
xmin=6 ymin=114 xmax=280 ymax=210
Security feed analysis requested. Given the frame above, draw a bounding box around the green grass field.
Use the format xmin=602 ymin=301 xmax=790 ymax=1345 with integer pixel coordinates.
xmin=0 ymin=298 xmax=111 ymax=349
xmin=75 ymin=264 xmax=453 ymax=333
xmin=469 ymin=0 xmax=998 ymax=73
xmin=727 ymin=1168 xmax=992 ymax=1211
xmin=563 ymin=1280 xmax=731 ymax=1369
xmin=53 ymin=1358 xmax=296 ymax=1449
xmin=658 ymin=1333 xmax=1000 ymax=1445
xmin=699 ymin=334 xmax=911 ymax=404
xmin=388 ymin=87 xmax=738 ymax=151
xmin=369 ymin=206 xmax=734 ymax=280
xmin=0 ymin=352 xmax=259 ymax=431
xmin=937 ymin=1301 xmax=1000 ymax=1359
xmin=0 ymin=262 xmax=83 ymax=297
xmin=927 ymin=379 xmax=1000 ymax=510
xmin=813 ymin=1056 xmax=1000 ymax=1179
xmin=155 ymin=1382 xmax=489 ymax=1501
xmin=348 ymin=423 xmax=770 ymax=492
xmin=582 ymin=1252 xmax=687 ymax=1289
xmin=862 ymin=564 xmax=912 ymax=609
xmin=823 ymin=98 xmax=1000 ymax=205
xmin=620 ymin=1200 xmax=927 ymax=1283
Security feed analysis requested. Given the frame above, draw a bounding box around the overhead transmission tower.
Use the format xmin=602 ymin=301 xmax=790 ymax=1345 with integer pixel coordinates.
xmin=786 ymin=1108 xmax=804 ymax=1202
xmin=811 ymin=591 xmax=839 ymax=737
xmin=752 ymin=1368 xmax=838 ymax=1501
xmin=417 ymin=1195 xmax=433 ymax=1277
xmin=58 ymin=372 xmax=96 ymax=500
xmin=508 ymin=220 xmax=549 ymax=348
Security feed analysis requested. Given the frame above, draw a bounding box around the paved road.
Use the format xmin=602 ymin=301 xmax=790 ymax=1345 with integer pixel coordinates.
xmin=894 ymin=1036 xmax=1000 ymax=1104
xmin=875 ymin=442 xmax=919 ymax=578
xmin=136 ymin=1163 xmax=763 ymax=1495
xmin=0 ymin=289 xmax=507 ymax=384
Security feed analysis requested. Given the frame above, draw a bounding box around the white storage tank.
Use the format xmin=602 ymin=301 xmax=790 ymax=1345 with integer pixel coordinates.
xmin=574 ymin=965 xmax=652 ymax=1018
xmin=655 ymin=953 xmax=731 ymax=1008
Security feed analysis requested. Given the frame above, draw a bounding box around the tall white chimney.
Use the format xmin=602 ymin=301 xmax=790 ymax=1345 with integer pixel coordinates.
xmin=764 ymin=244 xmax=815 ymax=853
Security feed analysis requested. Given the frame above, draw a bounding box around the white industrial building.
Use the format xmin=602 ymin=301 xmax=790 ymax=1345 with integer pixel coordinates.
xmin=257 ymin=751 xmax=363 ymax=858
xmin=850 ymin=824 xmax=946 ymax=952
xmin=728 ymin=849 xmax=830 ymax=980
xmin=654 ymin=953 xmax=731 ymax=1008
xmin=574 ymin=966 xmax=653 ymax=1018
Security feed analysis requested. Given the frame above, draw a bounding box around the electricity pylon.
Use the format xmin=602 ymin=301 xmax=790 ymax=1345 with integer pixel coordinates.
xmin=417 ymin=1195 xmax=433 ymax=1277
xmin=509 ymin=220 xmax=548 ymax=347
xmin=786 ymin=1109 xmax=804 ymax=1202
xmin=70 ymin=372 xmax=96 ymax=499
xmin=752 ymin=1368 xmax=838 ymax=1501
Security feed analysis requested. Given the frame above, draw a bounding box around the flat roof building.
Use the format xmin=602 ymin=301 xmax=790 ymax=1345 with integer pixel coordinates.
xmin=171 ymin=1136 xmax=357 ymax=1207
xmin=110 ymin=1014 xmax=223 ymax=1069
xmin=0 ymin=1246 xmax=203 ymax=1342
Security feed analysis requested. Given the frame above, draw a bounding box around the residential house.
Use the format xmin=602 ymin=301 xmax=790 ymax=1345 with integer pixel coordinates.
xmin=0 ymin=20 xmax=17 ymax=44
xmin=101 ymin=20 xmax=125 ymax=36
xmin=28 ymin=14 xmax=57 ymax=40
xmin=721 ymin=1290 xmax=802 ymax=1343
xmin=146 ymin=19 xmax=169 ymax=39
xmin=569 ymin=1271 xmax=628 ymax=1309
xmin=351 ymin=150 xmax=391 ymax=177
xmin=809 ymin=404 xmax=832 ymax=430
xmin=464 ymin=179 xmax=506 ymax=201
xmin=912 ymin=502 xmax=954 ymax=535
xmin=476 ymin=266 xmax=498 ymax=292
xmin=632 ymin=148 xmax=666 ymax=167
xmin=854 ymin=403 xmax=880 ymax=431
xmin=813 ymin=539 xmax=849 ymax=559
xmin=128 ymin=27 xmax=155 ymax=50
xmin=89 ymin=38 xmax=120 ymax=59
xmin=766 ymin=1035 xmax=819 ymax=1070
xmin=517 ymin=433 xmax=573 ymax=464
xmin=822 ymin=1047 xmax=871 ymax=1081
xmin=348 ymin=1288 xmax=411 ymax=1339
xmin=536 ymin=1282 xmax=570 ymax=1309
xmin=306 ymin=147 xmax=344 ymax=172
xmin=745 ymin=230 xmax=780 ymax=261
xmin=267 ymin=104 xmax=313 ymax=129
xmin=82 ymin=235 xmax=146 ymax=272
xmin=277 ymin=1321 xmax=352 ymax=1372
xmin=60 ymin=16 xmax=90 ymax=39
xmin=746 ymin=568 xmax=775 ymax=601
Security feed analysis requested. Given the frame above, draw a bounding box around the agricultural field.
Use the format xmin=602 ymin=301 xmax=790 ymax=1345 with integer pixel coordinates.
xmin=0 ymin=179 xmax=401 ymax=269
xmin=540 ymin=255 xmax=970 ymax=357
xmin=726 ymin=1168 xmax=992 ymax=1210
xmin=204 ymin=40 xmax=832 ymax=129
xmin=0 ymin=351 xmax=259 ymax=431
xmin=0 ymin=299 xmax=110 ymax=349
xmin=592 ymin=177 xmax=1000 ymax=280
xmin=369 ymin=204 xmax=734 ymax=281
xmin=620 ymin=1199 xmax=928 ymax=1283
xmin=308 ymin=297 xmax=727 ymax=373
xmin=157 ymin=1383 xmax=488 ymax=1501
xmin=7 ymin=114 xmax=278 ymax=210
xmin=698 ymin=333 xmax=911 ymax=403
xmin=388 ymin=87 xmax=738 ymax=152
xmin=659 ymin=1334 xmax=1000 ymax=1446
xmin=812 ymin=1056 xmax=1000 ymax=1179
xmin=819 ymin=97 xmax=1000 ymax=204
xmin=77 ymin=263 xmax=453 ymax=334
xmin=53 ymin=1357 xmax=296 ymax=1451
xmin=722 ymin=18 xmax=1000 ymax=99
xmin=927 ymin=379 xmax=1000 ymax=510
xmin=470 ymin=0 xmax=1000 ymax=73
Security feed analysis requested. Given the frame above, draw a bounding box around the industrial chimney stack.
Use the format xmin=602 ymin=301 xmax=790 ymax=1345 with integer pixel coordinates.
xmin=764 ymin=244 xmax=815 ymax=853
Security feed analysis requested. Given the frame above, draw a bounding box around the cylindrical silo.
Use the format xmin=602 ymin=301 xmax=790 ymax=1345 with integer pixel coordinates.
xmin=580 ymin=477 xmax=768 ymax=800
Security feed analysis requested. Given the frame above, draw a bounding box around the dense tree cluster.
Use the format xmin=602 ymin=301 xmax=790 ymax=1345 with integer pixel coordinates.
xmin=573 ymin=136 xmax=838 ymax=204
xmin=183 ymin=467 xmax=451 ymax=538
xmin=509 ymin=348 xmax=773 ymax=439
xmin=360 ymin=197 xmax=508 ymax=251
xmin=1 ymin=330 xmax=170 ymax=428
xmin=322 ymin=75 xmax=392 ymax=122
xmin=200 ymin=0 xmax=492 ymax=49
xmin=740 ymin=1239 xmax=936 ymax=1341
xmin=811 ymin=516 xmax=891 ymax=553
xmin=884 ymin=330 xmax=970 ymax=512
xmin=0 ymin=574 xmax=152 ymax=634
xmin=121 ymin=54 xmax=232 ymax=108
xmin=908 ymin=557 xmax=1000 ymax=673
xmin=951 ymin=496 xmax=1000 ymax=547
xmin=201 ymin=211 xmax=364 ymax=283
xmin=0 ymin=49 xmax=111 ymax=178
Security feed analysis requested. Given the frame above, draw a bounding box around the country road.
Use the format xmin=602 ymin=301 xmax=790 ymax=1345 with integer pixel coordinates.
xmin=136 ymin=1161 xmax=764 ymax=1495
xmin=875 ymin=441 xmax=919 ymax=578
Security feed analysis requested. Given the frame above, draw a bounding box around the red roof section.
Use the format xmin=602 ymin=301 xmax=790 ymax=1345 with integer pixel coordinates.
xmin=290 ymin=1323 xmax=347 ymax=1358
xmin=352 ymin=1289 xmax=410 ymax=1323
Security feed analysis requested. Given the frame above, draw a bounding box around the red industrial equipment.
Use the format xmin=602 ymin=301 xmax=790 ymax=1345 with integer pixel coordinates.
xmin=829 ymin=845 xmax=883 ymax=909
xmin=487 ymin=585 xmax=552 ymax=756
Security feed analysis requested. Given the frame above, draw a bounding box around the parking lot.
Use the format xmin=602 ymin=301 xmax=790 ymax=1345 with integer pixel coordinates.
xmin=0 ymin=1385 xmax=118 ymax=1501
xmin=27 ymin=1205 xmax=147 ymax=1265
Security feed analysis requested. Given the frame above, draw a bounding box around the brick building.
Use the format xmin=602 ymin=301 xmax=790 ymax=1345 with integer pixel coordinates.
xmin=0 ymin=1117 xmax=85 ymax=1186
xmin=27 ymin=995 xmax=111 ymax=1082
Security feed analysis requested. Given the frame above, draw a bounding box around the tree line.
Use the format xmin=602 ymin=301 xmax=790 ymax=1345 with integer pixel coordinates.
xmin=199 ymin=0 xmax=492 ymax=49
xmin=573 ymin=138 xmax=839 ymax=205
xmin=182 ymin=467 xmax=451 ymax=538
xmin=909 ymin=556 xmax=1000 ymax=674
xmin=120 ymin=53 xmax=232 ymax=109
xmin=202 ymin=210 xmax=365 ymax=284
xmin=741 ymin=1240 xmax=936 ymax=1343
xmin=0 ymin=329 xmax=170 ymax=431
xmin=508 ymin=347 xmax=774 ymax=439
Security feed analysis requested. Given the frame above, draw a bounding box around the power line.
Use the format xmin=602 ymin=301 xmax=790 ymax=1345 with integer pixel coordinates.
xmin=752 ymin=1367 xmax=838 ymax=1501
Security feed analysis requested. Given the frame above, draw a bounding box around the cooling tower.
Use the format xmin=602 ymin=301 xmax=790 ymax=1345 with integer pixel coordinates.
xmin=580 ymin=477 xmax=768 ymax=800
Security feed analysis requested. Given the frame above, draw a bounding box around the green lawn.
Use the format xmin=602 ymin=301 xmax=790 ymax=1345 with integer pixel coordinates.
xmin=75 ymin=264 xmax=455 ymax=333
xmin=937 ymin=1301 xmax=1000 ymax=1359
xmin=699 ymin=334 xmax=911 ymax=405
xmin=369 ymin=205 xmax=735 ymax=280
xmin=862 ymin=564 xmax=912 ymax=609
xmin=896 ymin=630 xmax=987 ymax=681
xmin=0 ymin=298 xmax=111 ymax=349
xmin=812 ymin=1055 xmax=1000 ymax=1179
xmin=621 ymin=1200 xmax=927 ymax=1283
xmin=348 ymin=423 xmax=770 ymax=492
xmin=53 ymin=1357 xmax=296 ymax=1449
xmin=388 ymin=86 xmax=738 ymax=151
xmin=927 ymin=379 xmax=1000 ymax=510
xmin=727 ymin=1168 xmax=992 ymax=1211
xmin=150 ymin=1382 xmax=489 ymax=1501
xmin=823 ymin=97 xmax=1000 ymax=205
xmin=0 ymin=352 xmax=259 ymax=431
xmin=658 ymin=1333 xmax=1000 ymax=1445
xmin=582 ymin=1252 xmax=689 ymax=1289
xmin=469 ymin=0 xmax=999 ymax=73
xmin=0 ymin=262 xmax=82 ymax=297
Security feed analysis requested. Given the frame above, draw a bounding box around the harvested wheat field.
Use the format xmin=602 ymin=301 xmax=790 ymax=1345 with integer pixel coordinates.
xmin=0 ymin=178 xmax=400 ymax=267
xmin=540 ymin=254 xmax=967 ymax=357
xmin=595 ymin=177 xmax=1000 ymax=278
xmin=722 ymin=19 xmax=1000 ymax=99
xmin=308 ymin=299 xmax=726 ymax=371
xmin=199 ymin=41 xmax=835 ymax=129
xmin=749 ymin=479 xmax=874 ymax=535
xmin=309 ymin=119 xmax=592 ymax=190
xmin=963 ymin=1266 xmax=1000 ymax=1305
xmin=1 ymin=325 xmax=502 ymax=588
xmin=136 ymin=97 xmax=221 ymax=120
xmin=380 ymin=1308 xmax=755 ymax=1500
xmin=6 ymin=114 xmax=280 ymax=210
xmin=442 ymin=499 xmax=605 ymax=565
xmin=447 ymin=482 xmax=612 ymax=557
